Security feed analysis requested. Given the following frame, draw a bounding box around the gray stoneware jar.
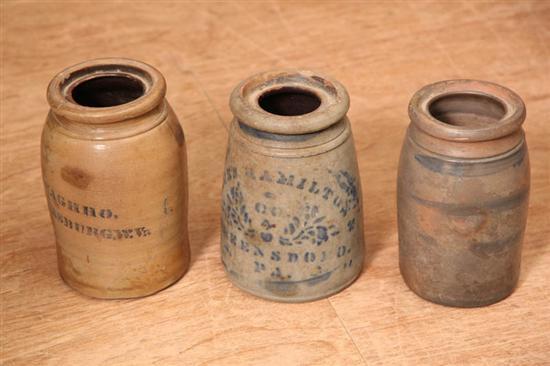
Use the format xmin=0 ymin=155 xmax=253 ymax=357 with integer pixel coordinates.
xmin=398 ymin=80 xmax=529 ymax=307
xmin=221 ymin=70 xmax=364 ymax=302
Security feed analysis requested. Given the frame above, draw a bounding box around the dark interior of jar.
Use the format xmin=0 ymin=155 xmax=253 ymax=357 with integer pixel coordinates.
xmin=428 ymin=93 xmax=507 ymax=127
xmin=71 ymin=75 xmax=145 ymax=107
xmin=259 ymin=87 xmax=321 ymax=116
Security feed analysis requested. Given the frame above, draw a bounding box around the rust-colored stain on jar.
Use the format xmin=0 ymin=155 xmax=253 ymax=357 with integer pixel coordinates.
xmin=61 ymin=166 xmax=92 ymax=189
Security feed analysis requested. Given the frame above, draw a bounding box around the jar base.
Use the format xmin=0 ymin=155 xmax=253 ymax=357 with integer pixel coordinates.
xmin=399 ymin=265 xmax=517 ymax=308
xmin=224 ymin=265 xmax=363 ymax=303
xmin=59 ymin=261 xmax=189 ymax=300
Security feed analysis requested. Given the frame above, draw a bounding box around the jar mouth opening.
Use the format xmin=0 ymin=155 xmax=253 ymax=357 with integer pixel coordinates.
xmin=258 ymin=86 xmax=322 ymax=116
xmin=230 ymin=70 xmax=349 ymax=135
xmin=69 ymin=74 xmax=146 ymax=108
xmin=47 ymin=58 xmax=166 ymax=124
xmin=428 ymin=92 xmax=507 ymax=127
xmin=409 ymin=80 xmax=525 ymax=142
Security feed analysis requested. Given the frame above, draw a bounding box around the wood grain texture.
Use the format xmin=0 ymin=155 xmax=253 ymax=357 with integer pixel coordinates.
xmin=1 ymin=1 xmax=549 ymax=365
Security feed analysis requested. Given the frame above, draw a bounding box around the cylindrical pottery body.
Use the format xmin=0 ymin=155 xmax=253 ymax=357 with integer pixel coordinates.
xmin=42 ymin=58 xmax=190 ymax=299
xmin=398 ymin=80 xmax=529 ymax=307
xmin=221 ymin=71 xmax=364 ymax=302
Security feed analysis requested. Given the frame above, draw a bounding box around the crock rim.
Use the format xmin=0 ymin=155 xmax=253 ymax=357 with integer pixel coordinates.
xmin=408 ymin=79 xmax=525 ymax=142
xmin=47 ymin=57 xmax=166 ymax=124
xmin=229 ymin=70 xmax=349 ymax=135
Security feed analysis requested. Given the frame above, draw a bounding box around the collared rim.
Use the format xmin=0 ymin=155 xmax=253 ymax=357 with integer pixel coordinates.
xmin=229 ymin=70 xmax=349 ymax=135
xmin=409 ymin=79 xmax=525 ymax=142
xmin=47 ymin=58 xmax=166 ymax=124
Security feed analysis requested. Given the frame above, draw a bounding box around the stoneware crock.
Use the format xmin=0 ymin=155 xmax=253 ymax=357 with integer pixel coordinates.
xmin=398 ymin=79 xmax=529 ymax=307
xmin=221 ymin=70 xmax=364 ymax=302
xmin=42 ymin=58 xmax=190 ymax=299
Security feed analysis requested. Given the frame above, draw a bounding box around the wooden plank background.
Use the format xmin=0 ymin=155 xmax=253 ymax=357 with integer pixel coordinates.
xmin=1 ymin=1 xmax=549 ymax=365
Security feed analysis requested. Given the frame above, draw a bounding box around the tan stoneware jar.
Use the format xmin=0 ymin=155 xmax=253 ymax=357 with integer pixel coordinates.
xmin=398 ymin=79 xmax=529 ymax=307
xmin=42 ymin=58 xmax=190 ymax=299
xmin=221 ymin=70 xmax=364 ymax=302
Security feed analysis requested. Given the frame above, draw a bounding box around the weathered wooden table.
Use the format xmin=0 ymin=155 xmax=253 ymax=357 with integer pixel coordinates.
xmin=1 ymin=1 xmax=549 ymax=365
